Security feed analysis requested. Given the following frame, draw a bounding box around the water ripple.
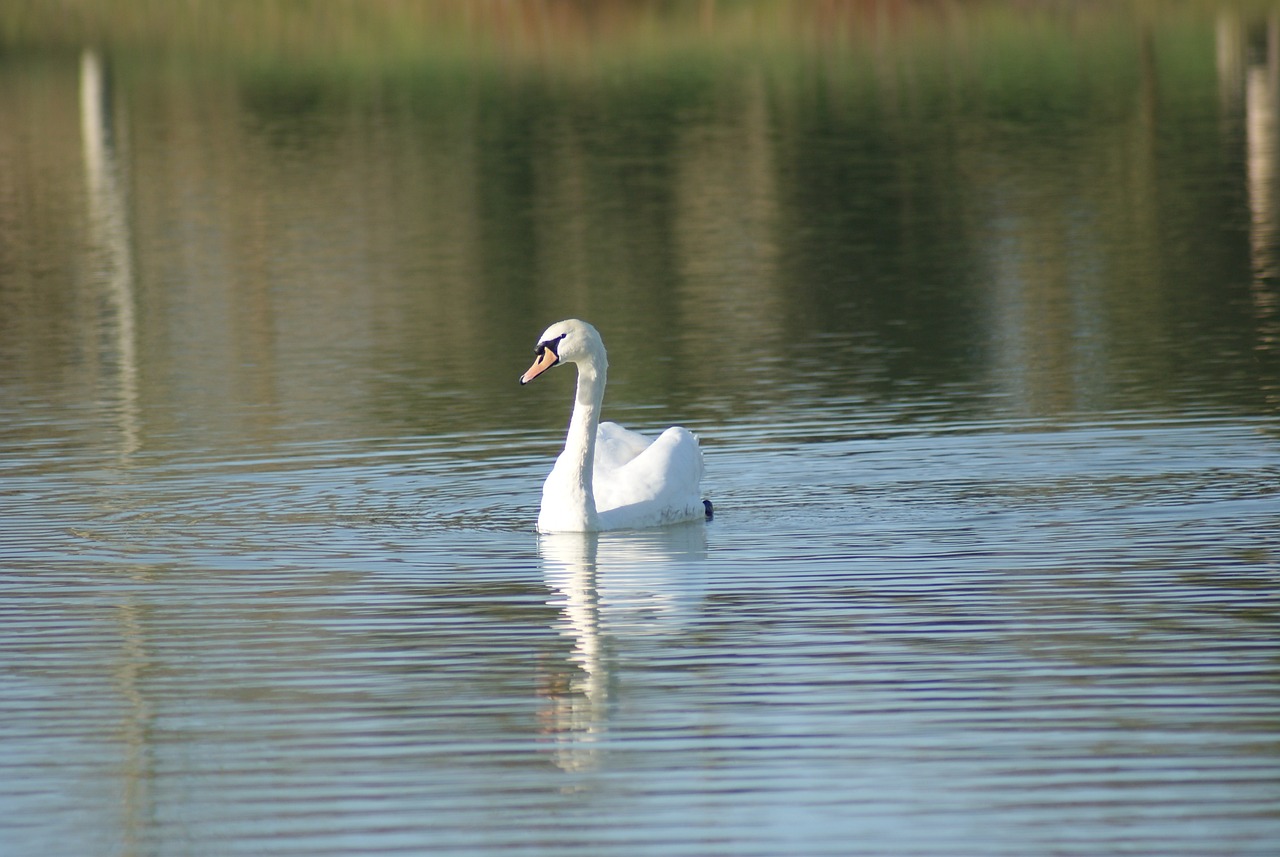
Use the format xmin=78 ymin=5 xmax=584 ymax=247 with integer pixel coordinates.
xmin=1 ymin=414 xmax=1277 ymax=856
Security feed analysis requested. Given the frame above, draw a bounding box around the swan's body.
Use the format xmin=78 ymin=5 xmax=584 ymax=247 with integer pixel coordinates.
xmin=520 ymin=319 xmax=708 ymax=533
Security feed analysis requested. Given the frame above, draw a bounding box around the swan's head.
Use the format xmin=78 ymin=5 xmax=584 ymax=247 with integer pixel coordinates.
xmin=519 ymin=319 xmax=606 ymax=385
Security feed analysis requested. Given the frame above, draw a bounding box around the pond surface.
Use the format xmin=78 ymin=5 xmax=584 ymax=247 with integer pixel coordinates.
xmin=2 ymin=3 xmax=1279 ymax=855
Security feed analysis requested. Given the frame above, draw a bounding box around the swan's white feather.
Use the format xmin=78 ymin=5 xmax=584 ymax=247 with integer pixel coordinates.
xmin=594 ymin=426 xmax=705 ymax=530
xmin=594 ymin=421 xmax=652 ymax=471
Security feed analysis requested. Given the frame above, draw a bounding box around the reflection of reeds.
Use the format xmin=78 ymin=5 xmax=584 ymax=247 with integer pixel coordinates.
xmin=1216 ymin=10 xmax=1280 ymax=360
xmin=3 ymin=0 xmax=1276 ymax=445
xmin=81 ymin=49 xmax=140 ymax=459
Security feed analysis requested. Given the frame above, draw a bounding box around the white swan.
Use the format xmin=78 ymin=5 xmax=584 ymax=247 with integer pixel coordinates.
xmin=519 ymin=319 xmax=710 ymax=533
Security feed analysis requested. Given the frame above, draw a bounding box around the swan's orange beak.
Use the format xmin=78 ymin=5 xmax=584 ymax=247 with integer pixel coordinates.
xmin=519 ymin=348 xmax=559 ymax=385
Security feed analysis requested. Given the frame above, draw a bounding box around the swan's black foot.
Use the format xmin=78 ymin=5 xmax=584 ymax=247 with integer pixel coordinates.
xmin=703 ymin=499 xmax=714 ymax=520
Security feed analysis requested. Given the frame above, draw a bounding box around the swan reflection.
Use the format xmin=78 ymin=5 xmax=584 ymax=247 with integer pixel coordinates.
xmin=536 ymin=526 xmax=707 ymax=772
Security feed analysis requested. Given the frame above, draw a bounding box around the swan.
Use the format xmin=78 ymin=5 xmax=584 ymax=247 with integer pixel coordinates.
xmin=519 ymin=319 xmax=711 ymax=533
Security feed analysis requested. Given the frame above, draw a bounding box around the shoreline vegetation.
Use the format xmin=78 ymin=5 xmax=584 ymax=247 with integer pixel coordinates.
xmin=4 ymin=2 xmax=1272 ymax=136
xmin=3 ymin=2 xmax=1275 ymax=75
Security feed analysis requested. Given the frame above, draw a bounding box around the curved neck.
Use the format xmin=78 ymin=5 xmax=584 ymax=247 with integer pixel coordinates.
xmin=563 ymin=357 xmax=606 ymax=522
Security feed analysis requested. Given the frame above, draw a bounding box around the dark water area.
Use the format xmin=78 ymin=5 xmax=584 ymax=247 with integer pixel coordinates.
xmin=1 ymin=3 xmax=1278 ymax=855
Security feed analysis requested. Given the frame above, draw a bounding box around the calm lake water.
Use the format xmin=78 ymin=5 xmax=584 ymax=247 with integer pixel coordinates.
xmin=2 ymin=2 xmax=1279 ymax=855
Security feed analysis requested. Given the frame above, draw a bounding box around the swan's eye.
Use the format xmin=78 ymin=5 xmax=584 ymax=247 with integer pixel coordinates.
xmin=536 ymin=333 xmax=567 ymax=358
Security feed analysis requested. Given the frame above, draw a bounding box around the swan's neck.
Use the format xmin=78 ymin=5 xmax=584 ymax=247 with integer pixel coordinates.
xmin=561 ymin=358 xmax=606 ymax=528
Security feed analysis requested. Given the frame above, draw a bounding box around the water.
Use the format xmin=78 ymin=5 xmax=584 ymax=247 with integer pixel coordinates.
xmin=2 ymin=3 xmax=1279 ymax=855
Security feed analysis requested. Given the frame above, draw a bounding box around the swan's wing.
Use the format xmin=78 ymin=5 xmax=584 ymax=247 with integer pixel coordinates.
xmin=594 ymin=421 xmax=653 ymax=472
xmin=595 ymin=426 xmax=705 ymax=529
